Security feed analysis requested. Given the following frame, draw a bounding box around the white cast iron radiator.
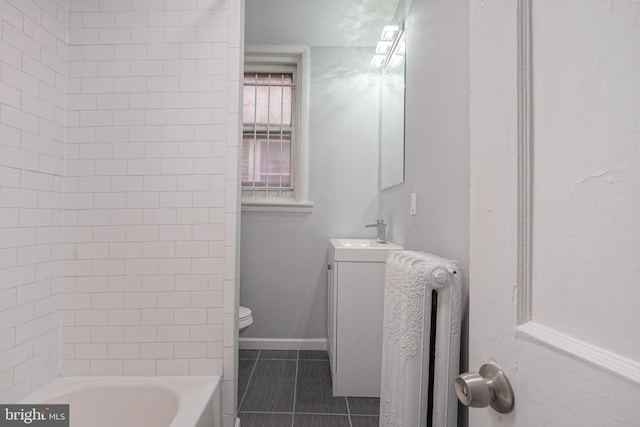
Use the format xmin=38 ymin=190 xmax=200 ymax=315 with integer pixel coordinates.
xmin=380 ymin=251 xmax=462 ymax=427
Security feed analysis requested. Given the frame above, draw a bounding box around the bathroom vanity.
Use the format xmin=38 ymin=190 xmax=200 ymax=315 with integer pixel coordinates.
xmin=327 ymin=238 xmax=402 ymax=397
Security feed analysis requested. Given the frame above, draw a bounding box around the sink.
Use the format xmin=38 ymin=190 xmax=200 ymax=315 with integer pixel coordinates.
xmin=330 ymin=238 xmax=403 ymax=262
xmin=335 ymin=239 xmax=391 ymax=248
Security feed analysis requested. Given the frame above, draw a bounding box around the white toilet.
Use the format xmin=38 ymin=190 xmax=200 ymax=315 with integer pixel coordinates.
xmin=238 ymin=306 xmax=253 ymax=335
xmin=236 ymin=306 xmax=253 ymax=427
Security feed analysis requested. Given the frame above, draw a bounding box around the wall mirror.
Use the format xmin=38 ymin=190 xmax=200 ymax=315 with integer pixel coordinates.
xmin=380 ymin=30 xmax=406 ymax=190
xmin=245 ymin=0 xmax=404 ymax=190
xmin=245 ymin=1 xmax=398 ymax=52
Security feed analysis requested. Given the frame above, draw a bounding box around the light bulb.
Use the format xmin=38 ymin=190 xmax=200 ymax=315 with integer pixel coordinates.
xmin=389 ymin=55 xmax=404 ymax=67
xmin=376 ymin=41 xmax=393 ymax=55
xmin=371 ymin=55 xmax=386 ymax=68
xmin=380 ymin=25 xmax=399 ymax=41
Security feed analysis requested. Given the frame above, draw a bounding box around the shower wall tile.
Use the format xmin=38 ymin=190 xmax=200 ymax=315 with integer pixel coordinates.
xmin=62 ymin=0 xmax=242 ymax=424
xmin=0 ymin=0 xmax=68 ymax=403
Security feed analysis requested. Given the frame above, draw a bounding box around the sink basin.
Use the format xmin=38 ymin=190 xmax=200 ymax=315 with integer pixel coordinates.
xmin=335 ymin=239 xmax=392 ymax=248
xmin=330 ymin=238 xmax=403 ymax=262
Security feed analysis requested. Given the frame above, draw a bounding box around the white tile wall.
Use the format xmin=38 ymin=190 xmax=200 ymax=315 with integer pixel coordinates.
xmin=0 ymin=0 xmax=68 ymax=402
xmin=64 ymin=1 xmax=241 ymax=426
xmin=0 ymin=0 xmax=240 ymax=424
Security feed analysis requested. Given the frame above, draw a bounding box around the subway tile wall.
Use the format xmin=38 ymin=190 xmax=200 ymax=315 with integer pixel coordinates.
xmin=0 ymin=0 xmax=240 ymax=425
xmin=63 ymin=1 xmax=241 ymax=425
xmin=0 ymin=0 xmax=68 ymax=402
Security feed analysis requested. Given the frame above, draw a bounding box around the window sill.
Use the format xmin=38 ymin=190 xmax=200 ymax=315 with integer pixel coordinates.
xmin=241 ymin=200 xmax=314 ymax=213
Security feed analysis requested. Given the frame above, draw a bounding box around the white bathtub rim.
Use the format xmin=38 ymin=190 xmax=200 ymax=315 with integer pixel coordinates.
xmin=20 ymin=376 xmax=221 ymax=427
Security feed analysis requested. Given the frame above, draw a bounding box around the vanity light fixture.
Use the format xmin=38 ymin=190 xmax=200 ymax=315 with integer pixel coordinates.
xmin=380 ymin=25 xmax=400 ymax=41
xmin=387 ymin=34 xmax=406 ymax=68
xmin=371 ymin=25 xmax=404 ymax=68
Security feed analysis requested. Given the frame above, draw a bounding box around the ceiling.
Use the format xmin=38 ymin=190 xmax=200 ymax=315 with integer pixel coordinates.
xmin=244 ymin=0 xmax=401 ymax=48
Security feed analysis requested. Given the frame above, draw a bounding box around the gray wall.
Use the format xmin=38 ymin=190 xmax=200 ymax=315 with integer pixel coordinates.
xmin=379 ymin=0 xmax=470 ymax=424
xmin=240 ymin=48 xmax=381 ymax=339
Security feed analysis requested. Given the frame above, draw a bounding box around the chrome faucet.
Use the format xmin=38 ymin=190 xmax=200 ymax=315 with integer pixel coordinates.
xmin=365 ymin=219 xmax=387 ymax=243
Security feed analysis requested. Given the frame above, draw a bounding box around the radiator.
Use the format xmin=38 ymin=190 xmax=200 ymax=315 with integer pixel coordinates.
xmin=380 ymin=251 xmax=462 ymax=427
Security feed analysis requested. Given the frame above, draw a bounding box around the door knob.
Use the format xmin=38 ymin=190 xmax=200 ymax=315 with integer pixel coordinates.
xmin=455 ymin=363 xmax=514 ymax=413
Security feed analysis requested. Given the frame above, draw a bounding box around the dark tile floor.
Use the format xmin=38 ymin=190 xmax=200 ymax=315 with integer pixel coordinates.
xmin=238 ymin=350 xmax=380 ymax=427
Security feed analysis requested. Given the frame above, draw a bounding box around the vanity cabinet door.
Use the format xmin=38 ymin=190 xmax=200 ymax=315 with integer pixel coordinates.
xmin=333 ymin=261 xmax=386 ymax=397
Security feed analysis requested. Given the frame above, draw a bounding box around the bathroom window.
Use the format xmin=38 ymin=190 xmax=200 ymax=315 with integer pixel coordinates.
xmin=242 ymin=72 xmax=294 ymax=197
xmin=242 ymin=47 xmax=312 ymax=212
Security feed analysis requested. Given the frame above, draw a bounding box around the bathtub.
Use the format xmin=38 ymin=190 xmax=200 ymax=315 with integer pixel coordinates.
xmin=20 ymin=376 xmax=221 ymax=427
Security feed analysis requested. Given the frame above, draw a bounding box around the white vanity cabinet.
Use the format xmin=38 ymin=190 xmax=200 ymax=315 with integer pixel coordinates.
xmin=327 ymin=239 xmax=402 ymax=397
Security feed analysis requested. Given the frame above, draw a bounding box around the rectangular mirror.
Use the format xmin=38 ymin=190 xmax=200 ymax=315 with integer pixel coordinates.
xmin=380 ymin=30 xmax=406 ymax=190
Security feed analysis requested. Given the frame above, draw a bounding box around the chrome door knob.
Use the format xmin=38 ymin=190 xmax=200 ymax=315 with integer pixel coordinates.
xmin=455 ymin=363 xmax=514 ymax=413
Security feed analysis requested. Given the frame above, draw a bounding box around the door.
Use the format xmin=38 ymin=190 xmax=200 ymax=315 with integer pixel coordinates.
xmin=469 ymin=1 xmax=640 ymax=426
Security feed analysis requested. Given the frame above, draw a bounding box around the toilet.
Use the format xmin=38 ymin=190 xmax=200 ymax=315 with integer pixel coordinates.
xmin=238 ymin=306 xmax=253 ymax=335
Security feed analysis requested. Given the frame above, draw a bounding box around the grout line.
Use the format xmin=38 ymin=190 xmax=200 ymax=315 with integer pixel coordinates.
xmin=238 ymin=412 xmax=370 ymax=418
xmin=238 ymin=350 xmax=260 ymax=411
xmin=345 ymin=395 xmax=353 ymax=427
xmin=291 ymin=350 xmax=299 ymax=427
xmin=297 ymin=412 xmax=354 ymax=416
xmin=251 ymin=358 xmax=300 ymax=361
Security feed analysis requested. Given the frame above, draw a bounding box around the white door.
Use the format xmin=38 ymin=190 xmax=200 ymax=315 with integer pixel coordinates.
xmin=468 ymin=1 xmax=640 ymax=425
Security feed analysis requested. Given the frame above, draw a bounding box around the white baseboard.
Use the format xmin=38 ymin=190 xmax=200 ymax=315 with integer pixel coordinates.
xmin=239 ymin=337 xmax=327 ymax=351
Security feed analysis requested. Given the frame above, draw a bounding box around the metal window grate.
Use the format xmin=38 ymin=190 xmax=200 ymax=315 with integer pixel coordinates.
xmin=242 ymin=72 xmax=296 ymax=200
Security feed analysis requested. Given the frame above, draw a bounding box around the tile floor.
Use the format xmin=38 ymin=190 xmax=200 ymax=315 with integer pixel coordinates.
xmin=238 ymin=350 xmax=380 ymax=427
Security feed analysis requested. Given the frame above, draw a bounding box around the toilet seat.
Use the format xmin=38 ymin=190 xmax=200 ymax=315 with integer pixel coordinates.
xmin=239 ymin=306 xmax=253 ymax=330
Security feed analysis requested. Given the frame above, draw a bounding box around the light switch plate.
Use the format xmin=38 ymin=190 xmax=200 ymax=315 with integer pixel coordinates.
xmin=410 ymin=192 xmax=417 ymax=215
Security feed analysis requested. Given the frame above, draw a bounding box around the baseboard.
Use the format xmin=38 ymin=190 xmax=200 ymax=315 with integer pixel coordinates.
xmin=239 ymin=337 xmax=327 ymax=351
